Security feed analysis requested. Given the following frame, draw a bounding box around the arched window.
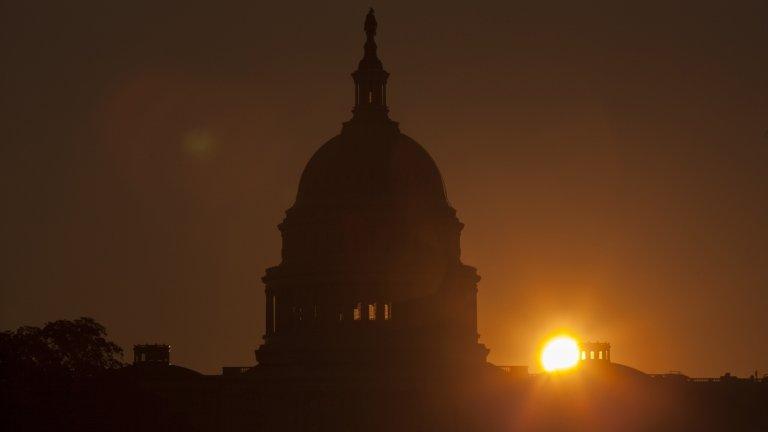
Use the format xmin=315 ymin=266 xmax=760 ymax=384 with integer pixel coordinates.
xmin=353 ymin=303 xmax=362 ymax=321
xmin=383 ymin=303 xmax=392 ymax=320
xmin=581 ymin=351 xmax=586 ymax=360
xmin=368 ymin=303 xmax=377 ymax=320
xmin=599 ymin=351 xmax=603 ymax=360
xmin=590 ymin=351 xmax=595 ymax=360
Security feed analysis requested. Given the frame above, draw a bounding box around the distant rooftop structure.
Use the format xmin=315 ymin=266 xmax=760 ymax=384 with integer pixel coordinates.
xmin=222 ymin=366 xmax=253 ymax=376
xmin=134 ymin=344 xmax=170 ymax=365
xmin=580 ymin=341 xmax=611 ymax=363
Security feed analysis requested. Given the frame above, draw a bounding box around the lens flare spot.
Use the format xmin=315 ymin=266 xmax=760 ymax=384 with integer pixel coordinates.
xmin=541 ymin=336 xmax=580 ymax=372
xmin=183 ymin=129 xmax=215 ymax=159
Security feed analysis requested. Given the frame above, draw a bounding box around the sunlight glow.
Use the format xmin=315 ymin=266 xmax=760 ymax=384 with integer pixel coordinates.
xmin=541 ymin=336 xmax=580 ymax=372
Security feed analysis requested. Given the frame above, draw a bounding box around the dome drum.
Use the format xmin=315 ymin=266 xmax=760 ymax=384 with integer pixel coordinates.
xmin=277 ymin=209 xmax=463 ymax=272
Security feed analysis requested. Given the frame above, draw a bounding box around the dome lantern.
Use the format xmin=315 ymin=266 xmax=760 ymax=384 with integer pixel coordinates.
xmin=351 ymin=8 xmax=390 ymax=120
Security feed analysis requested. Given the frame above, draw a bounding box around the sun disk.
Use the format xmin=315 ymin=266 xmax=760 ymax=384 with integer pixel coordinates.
xmin=541 ymin=336 xmax=580 ymax=372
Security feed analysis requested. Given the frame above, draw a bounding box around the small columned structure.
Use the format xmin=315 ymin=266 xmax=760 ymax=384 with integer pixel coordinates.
xmin=133 ymin=344 xmax=171 ymax=365
xmin=579 ymin=341 xmax=611 ymax=363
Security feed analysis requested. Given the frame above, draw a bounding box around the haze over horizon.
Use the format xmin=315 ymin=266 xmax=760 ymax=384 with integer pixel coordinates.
xmin=1 ymin=0 xmax=767 ymax=376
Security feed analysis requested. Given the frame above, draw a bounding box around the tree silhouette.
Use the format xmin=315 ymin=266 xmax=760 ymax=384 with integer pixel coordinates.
xmin=0 ymin=317 xmax=124 ymax=431
xmin=0 ymin=317 xmax=123 ymax=380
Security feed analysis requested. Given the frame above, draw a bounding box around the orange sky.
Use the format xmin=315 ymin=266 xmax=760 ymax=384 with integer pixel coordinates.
xmin=1 ymin=1 xmax=767 ymax=375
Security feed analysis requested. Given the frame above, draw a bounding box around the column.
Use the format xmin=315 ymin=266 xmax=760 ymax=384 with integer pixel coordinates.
xmin=265 ymin=290 xmax=274 ymax=336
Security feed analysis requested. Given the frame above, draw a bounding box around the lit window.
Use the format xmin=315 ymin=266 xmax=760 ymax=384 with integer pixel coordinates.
xmin=368 ymin=303 xmax=377 ymax=320
xmin=353 ymin=303 xmax=362 ymax=321
xmin=599 ymin=351 xmax=603 ymax=360
xmin=383 ymin=303 xmax=392 ymax=320
xmin=590 ymin=351 xmax=595 ymax=360
xmin=581 ymin=351 xmax=586 ymax=360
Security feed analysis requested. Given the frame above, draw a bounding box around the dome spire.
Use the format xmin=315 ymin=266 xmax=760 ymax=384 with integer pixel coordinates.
xmin=351 ymin=8 xmax=390 ymax=120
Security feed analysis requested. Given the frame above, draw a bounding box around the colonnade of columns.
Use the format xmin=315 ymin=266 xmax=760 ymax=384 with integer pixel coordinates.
xmin=265 ymin=289 xmax=393 ymax=338
xmin=579 ymin=343 xmax=611 ymax=363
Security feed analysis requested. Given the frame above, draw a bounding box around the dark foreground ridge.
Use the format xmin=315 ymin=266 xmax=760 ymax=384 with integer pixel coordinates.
xmin=3 ymin=9 xmax=766 ymax=432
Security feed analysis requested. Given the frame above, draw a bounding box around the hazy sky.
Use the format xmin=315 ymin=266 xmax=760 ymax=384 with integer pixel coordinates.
xmin=1 ymin=1 xmax=766 ymax=375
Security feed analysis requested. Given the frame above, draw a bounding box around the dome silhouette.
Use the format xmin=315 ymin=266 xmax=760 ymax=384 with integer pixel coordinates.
xmin=295 ymin=129 xmax=447 ymax=208
xmin=256 ymin=9 xmax=487 ymax=369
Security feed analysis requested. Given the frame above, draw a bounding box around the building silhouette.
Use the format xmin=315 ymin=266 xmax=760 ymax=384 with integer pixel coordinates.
xmin=239 ymin=10 xmax=500 ymax=429
xmin=255 ymin=7 xmax=488 ymax=372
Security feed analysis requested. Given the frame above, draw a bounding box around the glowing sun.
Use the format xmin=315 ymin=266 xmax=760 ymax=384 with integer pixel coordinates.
xmin=541 ymin=336 xmax=580 ymax=372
